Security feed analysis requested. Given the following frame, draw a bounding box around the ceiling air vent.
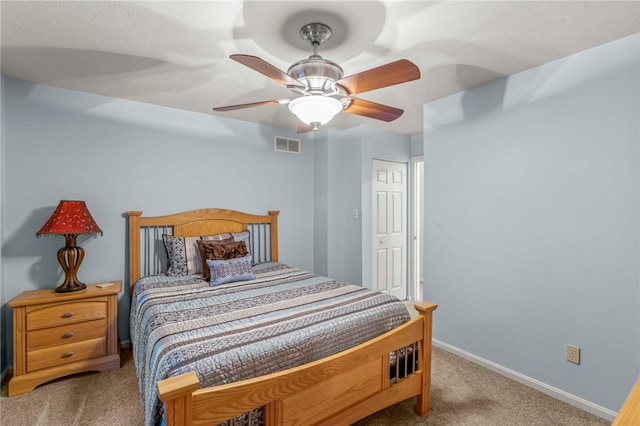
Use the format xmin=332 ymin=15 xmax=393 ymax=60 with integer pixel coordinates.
xmin=274 ymin=136 xmax=301 ymax=154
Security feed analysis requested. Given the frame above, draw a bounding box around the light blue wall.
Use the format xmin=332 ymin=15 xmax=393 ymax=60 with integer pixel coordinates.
xmin=324 ymin=128 xmax=362 ymax=285
xmin=423 ymin=33 xmax=639 ymax=413
xmin=1 ymin=78 xmax=316 ymax=365
xmin=313 ymin=131 xmax=330 ymax=277
xmin=410 ymin=133 xmax=423 ymax=157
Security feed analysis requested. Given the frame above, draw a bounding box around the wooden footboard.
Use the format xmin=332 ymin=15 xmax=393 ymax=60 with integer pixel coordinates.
xmin=158 ymin=301 xmax=437 ymax=426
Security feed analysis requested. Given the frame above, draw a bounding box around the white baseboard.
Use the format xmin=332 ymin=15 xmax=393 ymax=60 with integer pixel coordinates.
xmin=432 ymin=339 xmax=617 ymax=422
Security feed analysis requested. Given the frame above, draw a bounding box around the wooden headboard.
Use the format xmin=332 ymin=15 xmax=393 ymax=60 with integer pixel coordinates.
xmin=126 ymin=209 xmax=279 ymax=293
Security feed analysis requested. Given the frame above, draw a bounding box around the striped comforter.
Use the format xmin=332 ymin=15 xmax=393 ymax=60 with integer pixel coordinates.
xmin=130 ymin=262 xmax=411 ymax=426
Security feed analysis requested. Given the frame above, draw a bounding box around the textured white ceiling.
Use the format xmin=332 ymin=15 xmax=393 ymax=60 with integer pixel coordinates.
xmin=1 ymin=1 xmax=638 ymax=135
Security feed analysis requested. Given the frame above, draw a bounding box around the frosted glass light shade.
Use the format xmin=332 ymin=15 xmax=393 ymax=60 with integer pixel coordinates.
xmin=288 ymin=96 xmax=342 ymax=126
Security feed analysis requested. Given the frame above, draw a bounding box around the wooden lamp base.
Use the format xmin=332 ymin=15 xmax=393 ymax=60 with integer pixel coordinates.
xmin=55 ymin=234 xmax=87 ymax=293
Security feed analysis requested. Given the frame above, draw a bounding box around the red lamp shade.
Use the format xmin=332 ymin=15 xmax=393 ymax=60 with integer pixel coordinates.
xmin=37 ymin=200 xmax=102 ymax=293
xmin=37 ymin=200 xmax=102 ymax=236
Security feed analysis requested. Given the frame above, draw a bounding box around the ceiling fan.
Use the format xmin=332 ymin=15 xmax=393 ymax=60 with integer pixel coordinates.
xmin=213 ymin=23 xmax=421 ymax=132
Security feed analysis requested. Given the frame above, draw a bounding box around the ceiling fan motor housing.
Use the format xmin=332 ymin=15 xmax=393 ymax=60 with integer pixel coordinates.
xmin=286 ymin=22 xmax=347 ymax=97
xmin=287 ymin=58 xmax=344 ymax=95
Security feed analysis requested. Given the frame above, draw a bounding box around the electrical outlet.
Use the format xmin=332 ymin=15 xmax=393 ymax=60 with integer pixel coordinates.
xmin=567 ymin=345 xmax=581 ymax=365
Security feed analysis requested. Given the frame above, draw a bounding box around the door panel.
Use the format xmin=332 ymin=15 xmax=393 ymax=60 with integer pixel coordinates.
xmin=392 ymin=246 xmax=403 ymax=291
xmin=376 ymin=192 xmax=387 ymax=234
xmin=392 ymin=191 xmax=403 ymax=233
xmin=376 ymin=248 xmax=388 ymax=292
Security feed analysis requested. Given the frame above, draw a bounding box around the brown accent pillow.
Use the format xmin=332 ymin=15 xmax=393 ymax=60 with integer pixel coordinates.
xmin=197 ymin=239 xmax=248 ymax=281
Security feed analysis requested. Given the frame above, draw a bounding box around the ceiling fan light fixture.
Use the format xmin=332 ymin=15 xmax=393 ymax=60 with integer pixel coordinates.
xmin=215 ymin=21 xmax=420 ymax=132
xmin=288 ymin=95 xmax=343 ymax=128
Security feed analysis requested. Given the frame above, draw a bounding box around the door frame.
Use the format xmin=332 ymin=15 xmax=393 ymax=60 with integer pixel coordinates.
xmin=410 ymin=156 xmax=424 ymax=301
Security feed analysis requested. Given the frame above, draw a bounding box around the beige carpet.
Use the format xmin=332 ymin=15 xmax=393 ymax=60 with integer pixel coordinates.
xmin=1 ymin=305 xmax=610 ymax=426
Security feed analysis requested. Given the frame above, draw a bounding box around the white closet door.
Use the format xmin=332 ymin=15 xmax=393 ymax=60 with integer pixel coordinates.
xmin=372 ymin=159 xmax=407 ymax=300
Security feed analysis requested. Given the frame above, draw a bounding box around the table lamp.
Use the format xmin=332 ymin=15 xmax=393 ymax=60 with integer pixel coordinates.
xmin=36 ymin=200 xmax=103 ymax=293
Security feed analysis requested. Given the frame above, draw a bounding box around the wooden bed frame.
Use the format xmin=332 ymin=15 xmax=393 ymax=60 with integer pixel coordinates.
xmin=127 ymin=208 xmax=437 ymax=426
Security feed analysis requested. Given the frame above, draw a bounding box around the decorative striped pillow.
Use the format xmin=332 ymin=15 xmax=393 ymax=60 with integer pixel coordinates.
xmin=206 ymin=255 xmax=255 ymax=286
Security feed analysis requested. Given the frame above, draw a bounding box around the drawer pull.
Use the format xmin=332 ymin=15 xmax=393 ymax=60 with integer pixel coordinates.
xmin=62 ymin=352 xmax=74 ymax=358
xmin=62 ymin=312 xmax=74 ymax=318
xmin=61 ymin=332 xmax=75 ymax=339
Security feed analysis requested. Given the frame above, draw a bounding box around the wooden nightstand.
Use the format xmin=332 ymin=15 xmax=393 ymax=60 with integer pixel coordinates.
xmin=8 ymin=281 xmax=121 ymax=396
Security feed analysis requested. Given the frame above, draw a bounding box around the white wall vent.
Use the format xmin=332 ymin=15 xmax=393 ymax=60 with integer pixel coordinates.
xmin=274 ymin=136 xmax=301 ymax=154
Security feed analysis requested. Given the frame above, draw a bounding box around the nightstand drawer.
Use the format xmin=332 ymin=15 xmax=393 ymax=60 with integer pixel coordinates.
xmin=27 ymin=318 xmax=107 ymax=350
xmin=27 ymin=337 xmax=106 ymax=372
xmin=27 ymin=300 xmax=107 ymax=330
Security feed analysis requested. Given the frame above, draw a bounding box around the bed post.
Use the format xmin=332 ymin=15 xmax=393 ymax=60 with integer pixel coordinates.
xmin=268 ymin=210 xmax=279 ymax=262
xmin=127 ymin=211 xmax=142 ymax=293
xmin=414 ymin=301 xmax=438 ymax=416
xmin=158 ymin=371 xmax=201 ymax=426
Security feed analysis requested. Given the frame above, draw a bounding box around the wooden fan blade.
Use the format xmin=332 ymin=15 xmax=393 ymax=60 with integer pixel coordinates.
xmin=297 ymin=121 xmax=316 ymax=134
xmin=335 ymin=59 xmax=420 ymax=95
xmin=230 ymin=54 xmax=304 ymax=88
xmin=213 ymin=100 xmax=287 ymax=112
xmin=343 ymin=98 xmax=404 ymax=122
